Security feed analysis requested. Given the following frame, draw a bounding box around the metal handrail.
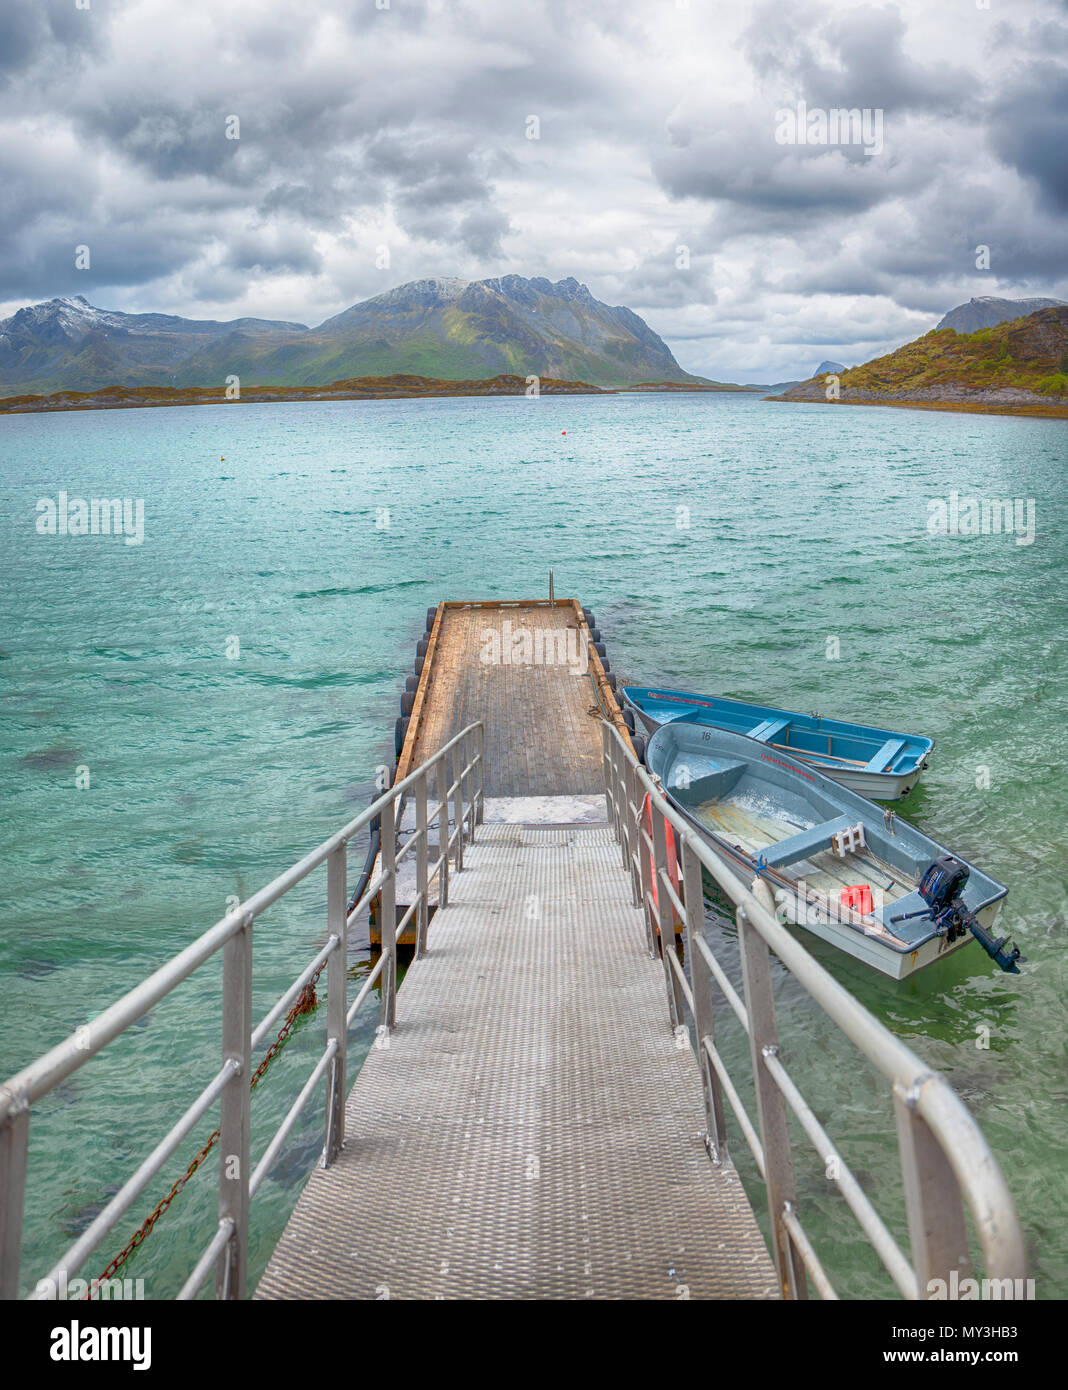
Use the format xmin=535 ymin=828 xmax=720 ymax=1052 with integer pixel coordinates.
xmin=0 ymin=721 xmax=485 ymax=1301
xmin=600 ymin=720 xmax=1026 ymax=1302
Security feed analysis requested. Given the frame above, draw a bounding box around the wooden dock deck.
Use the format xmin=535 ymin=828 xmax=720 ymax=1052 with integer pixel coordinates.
xmin=400 ymin=600 xmax=613 ymax=797
xmin=257 ymin=597 xmax=776 ymax=1300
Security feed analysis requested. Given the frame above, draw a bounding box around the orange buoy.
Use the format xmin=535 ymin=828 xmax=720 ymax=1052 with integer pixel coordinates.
xmin=641 ymin=793 xmax=682 ymax=932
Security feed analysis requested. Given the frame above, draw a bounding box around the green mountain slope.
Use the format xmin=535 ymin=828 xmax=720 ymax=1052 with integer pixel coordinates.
xmin=0 ymin=277 xmax=713 ymax=396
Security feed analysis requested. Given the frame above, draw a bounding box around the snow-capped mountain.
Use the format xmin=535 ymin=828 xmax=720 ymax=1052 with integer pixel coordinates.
xmin=0 ymin=278 xmax=703 ymax=395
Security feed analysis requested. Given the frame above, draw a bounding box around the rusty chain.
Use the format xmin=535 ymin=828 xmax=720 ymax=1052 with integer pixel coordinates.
xmin=84 ymin=975 xmax=322 ymax=1298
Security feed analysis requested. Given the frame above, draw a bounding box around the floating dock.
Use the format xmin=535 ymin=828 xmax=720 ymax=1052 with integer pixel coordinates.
xmin=260 ymin=596 xmax=776 ymax=1298
xmin=399 ymin=599 xmax=612 ymax=797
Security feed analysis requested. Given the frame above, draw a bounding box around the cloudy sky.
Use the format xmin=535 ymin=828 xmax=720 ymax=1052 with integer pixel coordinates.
xmin=2 ymin=0 xmax=1065 ymax=380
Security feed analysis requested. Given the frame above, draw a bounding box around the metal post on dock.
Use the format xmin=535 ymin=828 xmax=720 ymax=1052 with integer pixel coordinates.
xmin=682 ymin=838 xmax=729 ymax=1165
xmin=737 ymin=905 xmax=807 ymax=1300
xmin=622 ymin=759 xmax=642 ymax=909
xmin=451 ymin=743 xmax=464 ymax=873
xmin=436 ymin=758 xmax=449 ymax=908
xmin=602 ymin=727 xmax=622 ymax=857
xmin=324 ymin=843 xmax=348 ymax=1164
xmin=475 ymin=724 xmax=485 ymax=826
xmin=415 ymin=772 xmax=429 ymax=956
xmin=651 ymin=803 xmax=683 ymax=1030
xmin=548 ymin=568 xmax=554 ymax=605
xmin=611 ymin=741 xmax=629 ymax=873
xmin=380 ymin=799 xmax=397 ymax=1031
xmin=464 ymin=730 xmax=476 ymax=846
xmin=894 ymin=1082 xmax=972 ymax=1296
xmin=0 ymin=1104 xmax=29 ymax=1299
xmin=636 ymin=792 xmax=657 ymax=960
xmin=218 ymin=916 xmax=252 ymax=1299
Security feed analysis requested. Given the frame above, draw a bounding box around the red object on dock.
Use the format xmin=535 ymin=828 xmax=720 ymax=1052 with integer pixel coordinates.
xmin=840 ymin=884 xmax=874 ymax=915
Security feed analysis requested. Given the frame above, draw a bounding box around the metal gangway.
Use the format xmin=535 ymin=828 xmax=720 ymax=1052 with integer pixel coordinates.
xmin=0 ymin=635 xmax=1027 ymax=1301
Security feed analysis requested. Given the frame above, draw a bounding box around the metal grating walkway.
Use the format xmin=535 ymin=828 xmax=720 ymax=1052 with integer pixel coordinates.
xmin=257 ymin=822 xmax=777 ymax=1300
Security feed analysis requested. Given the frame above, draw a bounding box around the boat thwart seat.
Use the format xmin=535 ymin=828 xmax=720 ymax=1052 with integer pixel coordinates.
xmin=749 ymin=716 xmax=791 ymax=744
xmin=760 ymin=815 xmax=856 ymax=869
xmin=865 ymin=737 xmax=907 ymax=772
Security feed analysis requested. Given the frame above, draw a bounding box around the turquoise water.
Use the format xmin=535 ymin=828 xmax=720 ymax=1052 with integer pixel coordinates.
xmin=1 ymin=392 xmax=1065 ymax=1298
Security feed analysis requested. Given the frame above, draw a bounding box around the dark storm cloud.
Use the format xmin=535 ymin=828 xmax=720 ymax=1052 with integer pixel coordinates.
xmin=988 ymin=61 xmax=1068 ymax=210
xmin=654 ymin=126 xmax=907 ymax=215
xmin=741 ymin=2 xmax=976 ymax=113
xmin=656 ymin=2 xmax=981 ymax=222
xmin=455 ymin=207 xmax=513 ymax=260
xmin=0 ymin=0 xmax=108 ymax=77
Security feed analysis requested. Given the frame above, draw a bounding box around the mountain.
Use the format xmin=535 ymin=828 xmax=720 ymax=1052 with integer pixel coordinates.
xmin=814 ymin=360 xmax=846 ymax=375
xmin=0 ymin=278 xmax=709 ymax=396
xmin=771 ymin=307 xmax=1068 ymax=414
xmin=935 ymin=296 xmax=1065 ymax=335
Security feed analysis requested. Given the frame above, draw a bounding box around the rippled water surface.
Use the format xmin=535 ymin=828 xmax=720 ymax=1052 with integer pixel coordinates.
xmin=1 ymin=393 xmax=1065 ymax=1298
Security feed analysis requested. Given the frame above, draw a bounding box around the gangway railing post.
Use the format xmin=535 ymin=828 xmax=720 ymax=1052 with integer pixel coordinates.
xmin=651 ymin=801 xmax=683 ymax=1030
xmin=613 ymin=742 xmax=629 ymax=872
xmin=636 ymin=789 xmax=657 ymax=960
xmin=380 ymin=799 xmax=397 ymax=1031
xmin=451 ymin=743 xmax=464 ymax=872
xmin=436 ymin=758 xmax=450 ymax=908
xmin=600 ymin=725 xmax=614 ymax=831
xmin=737 ymin=905 xmax=807 ymax=1300
xmin=217 ymin=915 xmax=252 ymax=1299
xmin=464 ymin=730 xmax=476 ymax=846
xmin=0 ymin=1105 xmax=29 ymax=1299
xmin=681 ymin=837 xmax=728 ymax=1164
xmin=415 ymin=770 xmax=429 ymax=956
xmin=894 ymin=1084 xmax=972 ymax=1298
xmin=622 ymin=758 xmax=641 ymax=908
xmin=324 ymin=842 xmax=348 ymax=1165
xmin=476 ymin=724 xmax=485 ymax=826
xmin=604 ymin=731 xmax=626 ymax=868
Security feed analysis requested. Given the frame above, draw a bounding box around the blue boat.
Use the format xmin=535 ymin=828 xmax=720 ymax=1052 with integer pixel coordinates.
xmin=644 ymin=719 xmax=1017 ymax=979
xmin=623 ymin=685 xmax=933 ymax=801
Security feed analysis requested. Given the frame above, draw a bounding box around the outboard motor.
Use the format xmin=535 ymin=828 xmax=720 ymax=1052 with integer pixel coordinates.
xmin=893 ymin=854 xmax=1024 ymax=973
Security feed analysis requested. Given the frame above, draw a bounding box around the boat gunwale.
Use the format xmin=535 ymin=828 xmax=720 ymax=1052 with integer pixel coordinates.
xmin=623 ymin=684 xmax=936 ymax=774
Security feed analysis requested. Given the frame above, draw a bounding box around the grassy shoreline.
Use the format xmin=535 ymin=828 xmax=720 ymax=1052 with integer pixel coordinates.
xmin=0 ymin=373 xmax=750 ymax=415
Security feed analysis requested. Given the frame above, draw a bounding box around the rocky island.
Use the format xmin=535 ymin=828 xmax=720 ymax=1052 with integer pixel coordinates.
xmin=770 ymin=305 xmax=1068 ymax=419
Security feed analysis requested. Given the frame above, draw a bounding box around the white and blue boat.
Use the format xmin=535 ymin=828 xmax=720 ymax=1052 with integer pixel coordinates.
xmin=623 ymin=685 xmax=933 ymax=801
xmin=645 ymin=718 xmax=1018 ymax=979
